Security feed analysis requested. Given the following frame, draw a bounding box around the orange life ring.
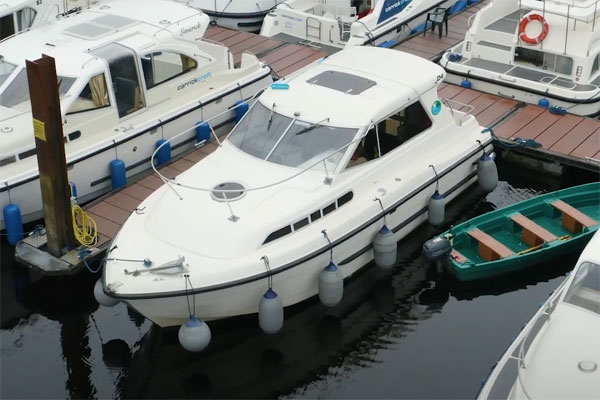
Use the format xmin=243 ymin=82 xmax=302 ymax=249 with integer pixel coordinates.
xmin=519 ymin=14 xmax=549 ymax=45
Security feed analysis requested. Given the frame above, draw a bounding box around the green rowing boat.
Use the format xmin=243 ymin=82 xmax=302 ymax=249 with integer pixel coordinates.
xmin=440 ymin=182 xmax=599 ymax=281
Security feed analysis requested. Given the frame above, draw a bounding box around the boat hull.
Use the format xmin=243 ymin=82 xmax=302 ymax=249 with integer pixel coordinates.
xmin=445 ymin=182 xmax=600 ymax=281
xmin=120 ymin=150 xmax=485 ymax=327
xmin=441 ymin=45 xmax=600 ymax=117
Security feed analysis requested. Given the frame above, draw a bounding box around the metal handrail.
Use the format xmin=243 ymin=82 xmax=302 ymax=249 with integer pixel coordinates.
xmin=441 ymin=98 xmax=474 ymax=126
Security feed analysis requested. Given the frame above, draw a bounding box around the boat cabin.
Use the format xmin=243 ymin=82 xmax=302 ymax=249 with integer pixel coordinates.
xmin=0 ymin=0 xmax=214 ymax=168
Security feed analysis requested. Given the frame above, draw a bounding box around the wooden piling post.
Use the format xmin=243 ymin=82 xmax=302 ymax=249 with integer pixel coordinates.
xmin=26 ymin=55 xmax=75 ymax=257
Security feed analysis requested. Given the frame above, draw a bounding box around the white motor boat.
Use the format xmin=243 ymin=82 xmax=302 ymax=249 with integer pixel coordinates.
xmin=101 ymin=45 xmax=495 ymax=329
xmin=440 ymin=0 xmax=600 ymax=117
xmin=260 ymin=0 xmax=455 ymax=51
xmin=0 ymin=0 xmax=272 ymax=229
xmin=178 ymin=0 xmax=284 ymax=32
xmin=0 ymin=0 xmax=94 ymax=41
xmin=477 ymin=229 xmax=600 ymax=399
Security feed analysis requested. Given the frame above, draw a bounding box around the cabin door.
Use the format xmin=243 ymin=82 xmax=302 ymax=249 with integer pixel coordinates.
xmin=92 ymin=43 xmax=146 ymax=118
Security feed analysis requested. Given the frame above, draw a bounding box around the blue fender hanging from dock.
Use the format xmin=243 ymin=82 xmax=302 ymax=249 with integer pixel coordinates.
xmin=3 ymin=204 xmax=24 ymax=245
xmin=109 ymin=159 xmax=127 ymax=190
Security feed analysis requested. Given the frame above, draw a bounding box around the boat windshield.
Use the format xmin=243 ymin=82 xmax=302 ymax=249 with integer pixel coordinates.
xmin=0 ymin=66 xmax=76 ymax=111
xmin=228 ymin=101 xmax=357 ymax=171
xmin=563 ymin=261 xmax=600 ymax=315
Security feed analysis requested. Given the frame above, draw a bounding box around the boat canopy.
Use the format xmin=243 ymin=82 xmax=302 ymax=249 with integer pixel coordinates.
xmin=228 ymin=101 xmax=358 ymax=171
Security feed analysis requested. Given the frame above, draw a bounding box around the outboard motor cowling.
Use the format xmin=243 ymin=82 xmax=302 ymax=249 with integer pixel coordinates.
xmin=422 ymin=237 xmax=452 ymax=273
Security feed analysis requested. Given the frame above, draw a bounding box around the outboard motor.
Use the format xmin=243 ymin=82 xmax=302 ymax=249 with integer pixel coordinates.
xmin=422 ymin=236 xmax=452 ymax=273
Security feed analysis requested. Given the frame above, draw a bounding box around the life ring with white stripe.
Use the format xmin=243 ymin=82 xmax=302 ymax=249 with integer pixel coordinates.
xmin=519 ymin=14 xmax=549 ymax=45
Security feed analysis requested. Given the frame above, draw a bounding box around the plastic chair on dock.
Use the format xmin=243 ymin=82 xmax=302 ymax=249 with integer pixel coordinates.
xmin=424 ymin=7 xmax=449 ymax=39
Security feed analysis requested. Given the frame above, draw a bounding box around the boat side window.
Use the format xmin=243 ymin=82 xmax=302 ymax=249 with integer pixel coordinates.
xmin=16 ymin=7 xmax=36 ymax=31
xmin=369 ymin=101 xmax=432 ymax=158
xmin=141 ymin=51 xmax=197 ymax=89
xmin=563 ymin=261 xmax=600 ymax=315
xmin=592 ymin=54 xmax=599 ymax=76
xmin=66 ymin=74 xmax=110 ymax=115
xmin=0 ymin=14 xmax=16 ymax=40
xmin=515 ymin=47 xmax=573 ymax=75
xmin=0 ymin=59 xmax=17 ymax=86
xmin=0 ymin=68 xmax=74 ymax=110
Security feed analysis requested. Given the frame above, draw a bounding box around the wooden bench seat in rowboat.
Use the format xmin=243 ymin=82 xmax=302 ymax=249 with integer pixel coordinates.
xmin=467 ymin=228 xmax=515 ymax=262
xmin=510 ymin=213 xmax=558 ymax=247
xmin=450 ymin=249 xmax=468 ymax=263
xmin=551 ymin=200 xmax=597 ymax=233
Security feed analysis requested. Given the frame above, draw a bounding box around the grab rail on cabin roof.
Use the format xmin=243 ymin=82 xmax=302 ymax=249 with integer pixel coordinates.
xmin=441 ymin=98 xmax=474 ymax=127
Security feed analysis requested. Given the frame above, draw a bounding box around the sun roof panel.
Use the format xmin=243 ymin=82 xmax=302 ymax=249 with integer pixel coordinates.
xmin=306 ymin=70 xmax=376 ymax=95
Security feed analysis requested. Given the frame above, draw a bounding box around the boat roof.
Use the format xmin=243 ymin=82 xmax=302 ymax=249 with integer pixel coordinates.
xmin=522 ymin=0 xmax=600 ymax=22
xmin=0 ymin=0 xmax=207 ymax=76
xmin=258 ymin=46 xmax=444 ymax=127
xmin=578 ymin=229 xmax=600 ymax=264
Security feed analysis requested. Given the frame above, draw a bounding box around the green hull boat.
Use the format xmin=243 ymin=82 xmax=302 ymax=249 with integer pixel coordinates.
xmin=441 ymin=182 xmax=600 ymax=282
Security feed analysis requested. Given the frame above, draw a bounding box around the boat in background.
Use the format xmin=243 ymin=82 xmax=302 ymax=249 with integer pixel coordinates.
xmin=477 ymin=229 xmax=600 ymax=399
xmin=100 ymin=45 xmax=495 ymax=338
xmin=0 ymin=0 xmax=94 ymax=41
xmin=177 ymin=0 xmax=283 ymax=32
xmin=439 ymin=0 xmax=600 ymax=117
xmin=0 ymin=0 xmax=272 ymax=229
xmin=425 ymin=182 xmax=599 ymax=282
xmin=260 ymin=0 xmax=462 ymax=52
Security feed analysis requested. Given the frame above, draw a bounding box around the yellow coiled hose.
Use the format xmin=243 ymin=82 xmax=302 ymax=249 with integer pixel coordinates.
xmin=71 ymin=203 xmax=98 ymax=247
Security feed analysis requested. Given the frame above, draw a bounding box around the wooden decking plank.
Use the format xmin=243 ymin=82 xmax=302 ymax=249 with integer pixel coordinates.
xmin=396 ymin=40 xmax=438 ymax=58
xmin=158 ymin=166 xmax=181 ymax=180
xmin=261 ymin=44 xmax=305 ymax=64
xmin=438 ymin=83 xmax=466 ymax=99
xmin=570 ymin=129 xmax=600 ymax=159
xmin=269 ymin=47 xmax=323 ymax=74
xmin=204 ymin=26 xmax=227 ymax=39
xmin=138 ymin=174 xmax=165 ymax=191
xmin=534 ymin=114 xmax=584 ymax=149
xmin=549 ymin=118 xmax=600 ymax=155
xmin=450 ymin=88 xmax=484 ymax=107
xmin=469 ymin=94 xmax=503 ymax=116
xmin=278 ymin=52 xmax=324 ymax=76
xmin=409 ymin=35 xmax=455 ymax=51
xmin=245 ymin=39 xmax=285 ymax=58
xmin=121 ymin=183 xmax=154 ymax=202
xmin=512 ymin=110 xmax=562 ymax=142
xmin=220 ymin=31 xmax=256 ymax=48
xmin=87 ymin=202 xmax=130 ymax=226
xmin=229 ymin=35 xmax=269 ymax=55
xmin=170 ymin=157 xmax=196 ymax=172
xmin=208 ymin=29 xmax=243 ymax=43
xmin=184 ymin=149 xmax=210 ymax=163
xmin=476 ymin=98 xmax=519 ymax=127
xmin=493 ymin=105 xmax=546 ymax=139
xmin=104 ymin=192 xmax=142 ymax=213
xmin=87 ymin=212 xmax=120 ymax=240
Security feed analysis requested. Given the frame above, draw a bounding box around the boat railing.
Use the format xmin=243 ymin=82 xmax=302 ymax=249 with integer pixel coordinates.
xmin=150 ymin=84 xmax=372 ymax=221
xmin=512 ymin=276 xmax=570 ymax=399
xmin=479 ymin=275 xmax=570 ymax=399
xmin=441 ymin=98 xmax=474 ymax=127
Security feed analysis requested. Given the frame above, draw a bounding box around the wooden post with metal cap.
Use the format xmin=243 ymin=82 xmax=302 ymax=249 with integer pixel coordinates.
xmin=25 ymin=54 xmax=75 ymax=257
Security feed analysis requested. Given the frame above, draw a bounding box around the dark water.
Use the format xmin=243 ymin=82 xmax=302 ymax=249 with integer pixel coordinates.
xmin=1 ymin=158 xmax=596 ymax=399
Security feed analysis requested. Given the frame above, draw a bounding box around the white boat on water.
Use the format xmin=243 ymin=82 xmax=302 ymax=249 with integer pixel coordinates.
xmin=440 ymin=0 xmax=600 ymax=117
xmin=260 ymin=0 xmax=456 ymax=51
xmin=101 ymin=45 xmax=495 ymax=329
xmin=0 ymin=0 xmax=272 ymax=229
xmin=181 ymin=0 xmax=284 ymax=32
xmin=477 ymin=229 xmax=600 ymax=399
xmin=0 ymin=0 xmax=94 ymax=40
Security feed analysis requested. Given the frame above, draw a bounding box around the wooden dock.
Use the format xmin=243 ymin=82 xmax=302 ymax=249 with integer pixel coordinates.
xmin=14 ymin=0 xmax=600 ymax=273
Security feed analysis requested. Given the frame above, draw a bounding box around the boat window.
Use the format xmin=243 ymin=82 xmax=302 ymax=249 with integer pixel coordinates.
xmin=322 ymin=202 xmax=336 ymax=216
xmin=367 ymin=101 xmax=432 ymax=158
xmin=0 ymin=59 xmax=17 ymax=86
xmin=228 ymin=102 xmax=293 ymax=160
xmin=310 ymin=210 xmax=321 ymax=222
xmin=263 ymin=225 xmax=292 ymax=244
xmin=563 ymin=261 xmax=600 ymax=315
xmin=93 ymin=43 xmax=145 ymax=118
xmin=16 ymin=7 xmax=36 ymax=31
xmin=293 ymin=218 xmax=309 ymax=231
xmin=18 ymin=148 xmax=36 ymax=160
xmin=515 ymin=47 xmax=573 ymax=75
xmin=267 ymin=120 xmax=356 ymax=171
xmin=141 ymin=51 xmax=197 ymax=89
xmin=337 ymin=191 xmax=353 ymax=207
xmin=0 ymin=14 xmax=16 ymax=40
xmin=67 ymin=74 xmax=110 ymax=114
xmin=0 ymin=155 xmax=16 ymax=167
xmin=592 ymin=54 xmax=599 ymax=76
xmin=0 ymin=68 xmax=75 ymax=110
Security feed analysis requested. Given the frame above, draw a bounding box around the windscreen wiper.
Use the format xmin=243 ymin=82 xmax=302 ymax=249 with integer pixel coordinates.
xmin=296 ymin=117 xmax=330 ymax=135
